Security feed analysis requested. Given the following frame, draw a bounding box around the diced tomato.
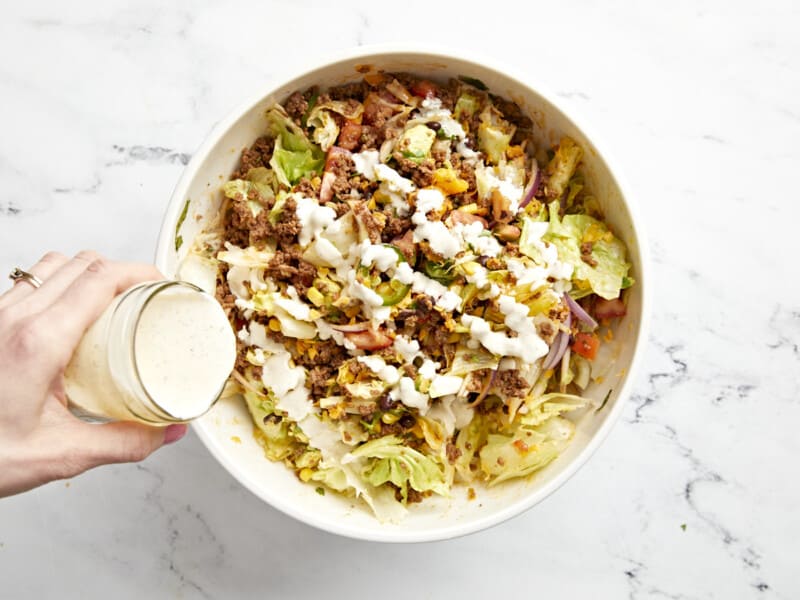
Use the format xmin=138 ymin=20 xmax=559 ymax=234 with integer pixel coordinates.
xmin=324 ymin=146 xmax=351 ymax=171
xmin=572 ymin=332 xmax=600 ymax=360
xmin=446 ymin=209 xmax=488 ymax=229
xmin=594 ymin=297 xmax=626 ymax=319
xmin=338 ymin=121 xmax=362 ymax=150
xmin=344 ymin=329 xmax=393 ymax=350
xmin=410 ymin=79 xmax=439 ymax=98
xmin=512 ymin=439 xmax=529 ymax=454
xmin=363 ymin=92 xmax=390 ymax=125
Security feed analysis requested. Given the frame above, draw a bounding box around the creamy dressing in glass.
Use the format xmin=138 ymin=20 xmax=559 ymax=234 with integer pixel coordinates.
xmin=64 ymin=282 xmax=236 ymax=423
xmin=134 ymin=286 xmax=236 ymax=419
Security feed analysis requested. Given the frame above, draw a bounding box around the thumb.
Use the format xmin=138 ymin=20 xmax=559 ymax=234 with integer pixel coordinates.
xmin=67 ymin=421 xmax=188 ymax=474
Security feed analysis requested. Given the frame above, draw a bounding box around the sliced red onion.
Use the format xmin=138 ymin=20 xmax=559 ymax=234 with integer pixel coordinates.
xmin=330 ymin=322 xmax=370 ymax=333
xmin=318 ymin=171 xmax=336 ymax=204
xmin=519 ymin=165 xmax=542 ymax=209
xmin=542 ymin=313 xmax=572 ymax=371
xmin=471 ymin=369 xmax=497 ymax=407
xmin=564 ymin=293 xmax=598 ymax=330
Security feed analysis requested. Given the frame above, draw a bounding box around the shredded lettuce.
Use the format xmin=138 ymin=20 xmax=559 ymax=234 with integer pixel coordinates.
xmin=479 ymin=417 xmax=575 ymax=485
xmin=307 ymin=109 xmax=339 ymax=151
xmin=571 ymin=354 xmax=591 ymax=389
xmin=250 ymin=290 xmax=318 ymax=339
xmin=544 ymin=201 xmax=631 ymax=299
xmin=344 ymin=380 xmax=388 ymax=401
xmin=223 ymin=177 xmax=275 ymax=218
xmin=477 ymin=105 xmax=515 ymax=164
xmin=265 ymin=105 xmax=324 ymax=186
xmin=217 ymin=243 xmax=275 ymax=267
xmin=454 ymin=414 xmax=488 ymax=482
xmin=244 ymin=388 xmax=300 ymax=461
xmin=450 ymin=347 xmax=500 ymax=377
xmin=306 ymin=95 xmax=367 ymax=150
xmin=454 ymin=91 xmax=481 ymax=121
xmin=348 ymin=436 xmax=448 ymax=501
xmin=520 ymin=392 xmax=587 ymax=427
xmin=544 ymin=137 xmax=583 ymax=200
xmin=310 ymin=464 xmax=350 ymax=492
xmin=397 ymin=124 xmax=436 ymax=159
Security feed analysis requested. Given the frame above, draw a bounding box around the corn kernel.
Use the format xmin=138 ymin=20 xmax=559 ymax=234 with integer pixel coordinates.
xmin=459 ymin=203 xmax=479 ymax=214
xmin=307 ymin=287 xmax=325 ymax=307
xmin=506 ymin=145 xmax=524 ymax=158
xmin=381 ymin=412 xmax=400 ymax=424
xmin=268 ymin=318 xmax=282 ymax=332
xmin=433 ymin=168 xmax=469 ymax=195
xmin=299 ymin=468 xmax=313 ymax=482
xmin=461 ymin=261 xmax=478 ymax=276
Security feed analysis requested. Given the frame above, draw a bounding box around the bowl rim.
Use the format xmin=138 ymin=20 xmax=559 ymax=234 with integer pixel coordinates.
xmin=155 ymin=43 xmax=651 ymax=543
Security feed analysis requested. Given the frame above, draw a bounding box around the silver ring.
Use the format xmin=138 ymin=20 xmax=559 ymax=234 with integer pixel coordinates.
xmin=9 ymin=267 xmax=43 ymax=289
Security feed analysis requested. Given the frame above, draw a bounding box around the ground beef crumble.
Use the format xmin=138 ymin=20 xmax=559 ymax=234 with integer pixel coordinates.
xmin=494 ymin=369 xmax=529 ymax=398
xmin=350 ymin=199 xmax=383 ymax=243
xmin=292 ymin=178 xmax=316 ymax=197
xmin=232 ymin=136 xmax=274 ymax=180
xmin=327 ymin=152 xmax=355 ymax=198
xmin=285 ymin=91 xmax=309 ymax=125
xmin=272 ymin=197 xmax=302 ymax=246
xmin=395 ymin=156 xmax=435 ymax=188
xmin=380 ymin=207 xmax=412 ymax=242
xmin=265 ymin=249 xmax=316 ymax=294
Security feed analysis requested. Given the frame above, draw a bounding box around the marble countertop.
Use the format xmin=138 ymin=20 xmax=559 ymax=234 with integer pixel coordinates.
xmin=1 ymin=1 xmax=798 ymax=598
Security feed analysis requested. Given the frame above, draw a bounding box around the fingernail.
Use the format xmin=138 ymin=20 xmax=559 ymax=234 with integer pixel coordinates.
xmin=164 ymin=424 xmax=188 ymax=444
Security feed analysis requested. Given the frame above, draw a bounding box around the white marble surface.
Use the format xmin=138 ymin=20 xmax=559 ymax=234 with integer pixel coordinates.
xmin=1 ymin=1 xmax=798 ymax=597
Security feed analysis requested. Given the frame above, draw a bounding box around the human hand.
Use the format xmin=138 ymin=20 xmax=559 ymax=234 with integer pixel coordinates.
xmin=0 ymin=251 xmax=187 ymax=498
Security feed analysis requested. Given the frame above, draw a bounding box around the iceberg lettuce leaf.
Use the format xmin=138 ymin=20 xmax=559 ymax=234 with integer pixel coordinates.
xmin=244 ymin=388 xmax=300 ymax=461
xmin=479 ymin=417 xmax=574 ymax=485
xmin=544 ymin=201 xmax=631 ymax=299
xmin=519 ymin=392 xmax=587 ymax=427
xmin=265 ymin=105 xmax=324 ymax=186
xmin=477 ymin=105 xmax=515 ymax=164
xmin=350 ymin=435 xmax=448 ymax=501
xmin=454 ymin=414 xmax=488 ymax=482
xmin=544 ymin=137 xmax=583 ymax=200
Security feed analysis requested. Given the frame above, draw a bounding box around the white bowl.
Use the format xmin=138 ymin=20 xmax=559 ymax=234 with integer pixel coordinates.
xmin=155 ymin=46 xmax=650 ymax=543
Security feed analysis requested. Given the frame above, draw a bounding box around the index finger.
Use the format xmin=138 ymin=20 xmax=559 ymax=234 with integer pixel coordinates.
xmin=44 ymin=259 xmax=164 ymax=363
